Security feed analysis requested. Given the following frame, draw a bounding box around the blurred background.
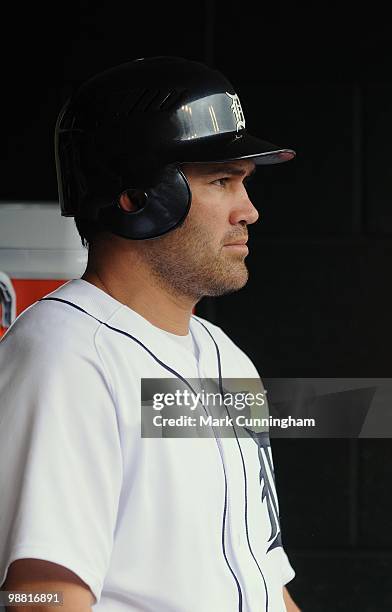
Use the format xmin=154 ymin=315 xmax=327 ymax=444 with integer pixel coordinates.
xmin=1 ymin=2 xmax=392 ymax=609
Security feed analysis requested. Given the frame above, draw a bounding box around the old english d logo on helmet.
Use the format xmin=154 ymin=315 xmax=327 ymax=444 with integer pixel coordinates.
xmin=226 ymin=93 xmax=246 ymax=132
xmin=55 ymin=56 xmax=296 ymax=240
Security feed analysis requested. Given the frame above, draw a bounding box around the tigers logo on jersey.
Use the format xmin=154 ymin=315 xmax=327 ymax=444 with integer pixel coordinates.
xmin=245 ymin=429 xmax=283 ymax=552
xmin=226 ymin=92 xmax=246 ymax=132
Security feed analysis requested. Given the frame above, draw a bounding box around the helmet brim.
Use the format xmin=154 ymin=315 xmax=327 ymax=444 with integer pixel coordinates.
xmin=169 ymin=130 xmax=295 ymax=166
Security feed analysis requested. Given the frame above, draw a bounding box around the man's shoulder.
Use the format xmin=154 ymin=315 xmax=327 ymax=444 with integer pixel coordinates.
xmin=0 ymin=303 xmax=94 ymax=370
xmin=0 ymin=280 xmax=119 ymax=360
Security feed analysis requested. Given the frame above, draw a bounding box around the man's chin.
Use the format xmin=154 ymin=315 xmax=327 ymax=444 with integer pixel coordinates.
xmin=205 ymin=269 xmax=249 ymax=297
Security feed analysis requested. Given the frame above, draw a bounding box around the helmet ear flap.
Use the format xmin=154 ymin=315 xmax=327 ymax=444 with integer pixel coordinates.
xmin=97 ymin=165 xmax=192 ymax=240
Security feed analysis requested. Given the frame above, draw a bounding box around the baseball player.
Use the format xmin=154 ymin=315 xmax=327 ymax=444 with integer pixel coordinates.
xmin=0 ymin=57 xmax=300 ymax=611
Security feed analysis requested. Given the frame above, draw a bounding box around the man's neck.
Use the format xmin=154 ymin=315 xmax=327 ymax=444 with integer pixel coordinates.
xmin=81 ymin=267 xmax=195 ymax=336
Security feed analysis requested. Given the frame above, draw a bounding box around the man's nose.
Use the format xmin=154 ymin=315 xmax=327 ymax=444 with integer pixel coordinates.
xmin=229 ymin=186 xmax=260 ymax=226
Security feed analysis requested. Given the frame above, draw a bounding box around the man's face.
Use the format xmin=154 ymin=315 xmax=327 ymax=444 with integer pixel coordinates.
xmin=138 ymin=159 xmax=259 ymax=301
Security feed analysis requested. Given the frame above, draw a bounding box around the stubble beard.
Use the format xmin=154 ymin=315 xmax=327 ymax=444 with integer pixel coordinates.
xmin=138 ymin=216 xmax=249 ymax=302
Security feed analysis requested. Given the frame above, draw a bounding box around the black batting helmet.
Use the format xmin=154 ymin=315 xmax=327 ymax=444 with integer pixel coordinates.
xmin=55 ymin=56 xmax=295 ymax=240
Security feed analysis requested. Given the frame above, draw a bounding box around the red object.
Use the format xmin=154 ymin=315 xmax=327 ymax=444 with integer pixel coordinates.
xmin=0 ymin=278 xmax=67 ymax=338
xmin=11 ymin=279 xmax=67 ymax=315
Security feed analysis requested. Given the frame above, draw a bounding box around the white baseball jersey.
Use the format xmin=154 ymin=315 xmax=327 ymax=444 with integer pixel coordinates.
xmin=0 ymin=279 xmax=294 ymax=611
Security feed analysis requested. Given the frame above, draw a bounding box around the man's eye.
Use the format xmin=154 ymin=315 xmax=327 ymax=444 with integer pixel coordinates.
xmin=211 ymin=176 xmax=255 ymax=187
xmin=212 ymin=177 xmax=229 ymax=187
